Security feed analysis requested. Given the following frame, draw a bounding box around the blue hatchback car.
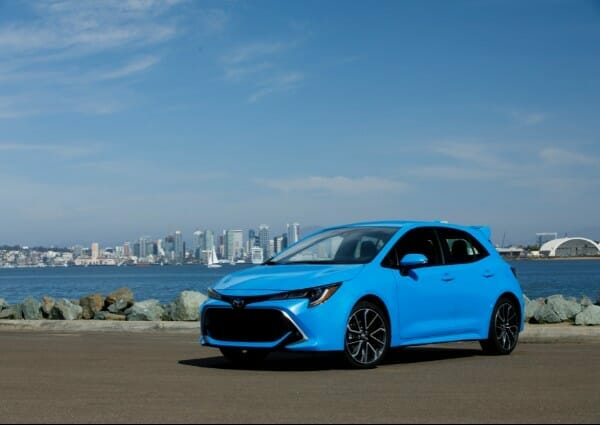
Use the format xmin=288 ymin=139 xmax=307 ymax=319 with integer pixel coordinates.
xmin=200 ymin=221 xmax=525 ymax=368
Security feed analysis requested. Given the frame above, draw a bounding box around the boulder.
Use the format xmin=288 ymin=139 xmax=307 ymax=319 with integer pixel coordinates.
xmin=171 ymin=291 xmax=207 ymax=321
xmin=534 ymin=295 xmax=583 ymax=324
xmin=105 ymin=288 xmax=134 ymax=312
xmin=51 ymin=299 xmax=83 ymax=320
xmin=525 ymin=297 xmax=544 ymax=323
xmin=125 ymin=300 xmax=164 ymax=321
xmin=80 ymin=293 xmax=104 ymax=320
xmin=162 ymin=302 xmax=176 ymax=321
xmin=580 ymin=296 xmax=594 ymax=308
xmin=21 ymin=296 xmax=42 ymax=320
xmin=0 ymin=305 xmax=22 ymax=320
xmin=575 ymin=305 xmax=600 ymax=326
xmin=93 ymin=311 xmax=126 ymax=321
xmin=40 ymin=296 xmax=56 ymax=318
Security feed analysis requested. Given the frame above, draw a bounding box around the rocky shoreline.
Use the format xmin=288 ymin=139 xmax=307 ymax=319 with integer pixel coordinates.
xmin=524 ymin=294 xmax=600 ymax=326
xmin=1 ymin=288 xmax=599 ymax=326
xmin=0 ymin=288 xmax=207 ymax=322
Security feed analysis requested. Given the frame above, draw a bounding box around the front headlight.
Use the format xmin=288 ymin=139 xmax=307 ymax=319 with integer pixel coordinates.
xmin=268 ymin=283 xmax=342 ymax=308
xmin=207 ymin=287 xmax=223 ymax=300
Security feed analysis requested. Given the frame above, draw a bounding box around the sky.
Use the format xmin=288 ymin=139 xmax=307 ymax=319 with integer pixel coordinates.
xmin=1 ymin=0 xmax=599 ymax=248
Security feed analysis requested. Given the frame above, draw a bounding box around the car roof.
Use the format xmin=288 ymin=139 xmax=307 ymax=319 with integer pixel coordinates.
xmin=322 ymin=220 xmax=492 ymax=241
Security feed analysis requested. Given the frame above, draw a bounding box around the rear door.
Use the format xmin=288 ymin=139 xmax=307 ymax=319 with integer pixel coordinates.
xmin=383 ymin=227 xmax=457 ymax=341
xmin=436 ymin=227 xmax=493 ymax=334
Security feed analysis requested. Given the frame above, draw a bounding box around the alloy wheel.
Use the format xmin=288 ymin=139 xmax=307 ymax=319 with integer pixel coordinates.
xmin=345 ymin=302 xmax=388 ymax=368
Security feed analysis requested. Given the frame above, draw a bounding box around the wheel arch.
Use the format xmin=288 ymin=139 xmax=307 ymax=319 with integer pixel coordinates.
xmin=488 ymin=292 xmax=523 ymax=336
xmin=355 ymin=294 xmax=392 ymax=336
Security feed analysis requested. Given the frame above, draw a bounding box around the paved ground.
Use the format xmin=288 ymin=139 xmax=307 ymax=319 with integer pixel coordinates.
xmin=0 ymin=326 xmax=598 ymax=424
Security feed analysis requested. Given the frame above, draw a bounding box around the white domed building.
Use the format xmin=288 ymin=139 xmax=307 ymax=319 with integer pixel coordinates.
xmin=539 ymin=237 xmax=600 ymax=257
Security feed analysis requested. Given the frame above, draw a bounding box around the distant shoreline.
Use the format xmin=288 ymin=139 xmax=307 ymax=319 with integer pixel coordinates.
xmin=508 ymin=256 xmax=600 ymax=261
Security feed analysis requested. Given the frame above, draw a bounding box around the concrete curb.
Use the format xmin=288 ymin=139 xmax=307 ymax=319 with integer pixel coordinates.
xmin=0 ymin=320 xmax=200 ymax=333
xmin=520 ymin=323 xmax=600 ymax=343
xmin=1 ymin=320 xmax=599 ymax=342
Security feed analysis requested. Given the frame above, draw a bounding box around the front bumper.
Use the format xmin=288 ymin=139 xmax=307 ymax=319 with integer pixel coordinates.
xmin=200 ymin=298 xmax=348 ymax=352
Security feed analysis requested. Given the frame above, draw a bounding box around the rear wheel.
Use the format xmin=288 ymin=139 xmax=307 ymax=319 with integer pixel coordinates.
xmin=343 ymin=301 xmax=389 ymax=369
xmin=480 ymin=297 xmax=520 ymax=355
xmin=220 ymin=348 xmax=269 ymax=366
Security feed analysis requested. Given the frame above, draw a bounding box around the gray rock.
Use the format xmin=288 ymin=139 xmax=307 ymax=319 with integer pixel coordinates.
xmin=162 ymin=302 xmax=175 ymax=321
xmin=0 ymin=305 xmax=22 ymax=320
xmin=80 ymin=293 xmax=104 ymax=320
xmin=534 ymin=295 xmax=583 ymax=324
xmin=40 ymin=296 xmax=56 ymax=318
xmin=107 ymin=299 xmax=130 ymax=314
xmin=575 ymin=305 xmax=600 ymax=326
xmin=171 ymin=291 xmax=207 ymax=321
xmin=525 ymin=297 xmax=544 ymax=323
xmin=125 ymin=300 xmax=164 ymax=321
xmin=580 ymin=296 xmax=594 ymax=308
xmin=93 ymin=311 xmax=126 ymax=321
xmin=105 ymin=288 xmax=134 ymax=312
xmin=21 ymin=296 xmax=42 ymax=320
xmin=52 ymin=299 xmax=83 ymax=320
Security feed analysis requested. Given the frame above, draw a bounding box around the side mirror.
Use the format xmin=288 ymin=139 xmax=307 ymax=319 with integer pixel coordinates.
xmin=399 ymin=253 xmax=428 ymax=276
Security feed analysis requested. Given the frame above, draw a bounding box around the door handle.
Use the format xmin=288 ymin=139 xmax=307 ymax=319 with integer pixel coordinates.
xmin=483 ymin=270 xmax=495 ymax=278
xmin=442 ymin=273 xmax=455 ymax=282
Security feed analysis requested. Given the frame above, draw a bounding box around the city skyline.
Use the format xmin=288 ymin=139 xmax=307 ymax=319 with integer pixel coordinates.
xmin=1 ymin=1 xmax=599 ymax=247
xmin=2 ymin=220 xmax=599 ymax=251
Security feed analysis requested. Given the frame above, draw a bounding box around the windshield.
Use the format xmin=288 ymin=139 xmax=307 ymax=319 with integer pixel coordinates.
xmin=267 ymin=226 xmax=398 ymax=265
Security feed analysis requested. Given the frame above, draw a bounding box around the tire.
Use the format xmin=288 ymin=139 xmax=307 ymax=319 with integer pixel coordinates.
xmin=480 ymin=296 xmax=520 ymax=355
xmin=343 ymin=300 xmax=390 ymax=369
xmin=220 ymin=348 xmax=269 ymax=366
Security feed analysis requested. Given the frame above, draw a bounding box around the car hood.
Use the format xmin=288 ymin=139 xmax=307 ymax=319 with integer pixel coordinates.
xmin=212 ymin=264 xmax=364 ymax=295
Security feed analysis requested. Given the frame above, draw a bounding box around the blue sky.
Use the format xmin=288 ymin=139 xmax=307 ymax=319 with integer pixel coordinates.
xmin=1 ymin=0 xmax=599 ymax=247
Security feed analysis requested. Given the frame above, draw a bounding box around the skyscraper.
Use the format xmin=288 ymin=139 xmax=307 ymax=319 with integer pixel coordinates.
xmin=138 ymin=236 xmax=149 ymax=258
xmin=203 ymin=230 xmax=215 ymax=252
xmin=225 ymin=229 xmax=244 ymax=261
xmin=91 ymin=243 xmax=100 ymax=260
xmin=259 ymin=224 xmax=270 ymax=259
xmin=193 ymin=230 xmax=203 ymax=259
xmin=287 ymin=222 xmax=300 ymax=245
xmin=175 ymin=231 xmax=184 ymax=263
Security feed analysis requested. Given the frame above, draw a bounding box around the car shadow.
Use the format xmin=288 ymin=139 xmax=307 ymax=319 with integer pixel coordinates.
xmin=179 ymin=352 xmax=345 ymax=372
xmin=384 ymin=345 xmax=482 ymax=365
xmin=179 ymin=344 xmax=484 ymax=372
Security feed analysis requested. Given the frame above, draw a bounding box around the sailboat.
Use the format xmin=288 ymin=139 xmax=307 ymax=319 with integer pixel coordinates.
xmin=207 ymin=248 xmax=222 ymax=268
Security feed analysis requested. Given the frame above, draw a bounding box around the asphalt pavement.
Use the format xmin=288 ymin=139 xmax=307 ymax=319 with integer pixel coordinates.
xmin=0 ymin=321 xmax=598 ymax=423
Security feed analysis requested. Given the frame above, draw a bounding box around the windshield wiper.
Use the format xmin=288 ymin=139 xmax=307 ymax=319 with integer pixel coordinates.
xmin=262 ymin=259 xmax=278 ymax=265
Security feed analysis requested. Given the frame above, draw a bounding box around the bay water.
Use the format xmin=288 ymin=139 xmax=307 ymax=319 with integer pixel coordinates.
xmin=0 ymin=259 xmax=598 ymax=305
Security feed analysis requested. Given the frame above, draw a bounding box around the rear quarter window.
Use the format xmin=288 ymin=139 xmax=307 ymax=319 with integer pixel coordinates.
xmin=438 ymin=228 xmax=489 ymax=265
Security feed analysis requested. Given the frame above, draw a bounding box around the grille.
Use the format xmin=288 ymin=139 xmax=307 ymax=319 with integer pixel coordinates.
xmin=204 ymin=308 xmax=303 ymax=344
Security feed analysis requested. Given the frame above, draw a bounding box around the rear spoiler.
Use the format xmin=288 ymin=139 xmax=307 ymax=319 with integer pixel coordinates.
xmin=470 ymin=226 xmax=492 ymax=241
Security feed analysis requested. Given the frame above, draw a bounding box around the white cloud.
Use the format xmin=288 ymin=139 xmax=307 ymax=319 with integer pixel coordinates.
xmin=0 ymin=1 xmax=182 ymax=54
xmin=0 ymin=142 xmax=97 ymax=158
xmin=98 ymin=56 xmax=161 ymax=80
xmin=429 ymin=141 xmax=511 ymax=171
xmin=221 ymin=40 xmax=306 ymax=102
xmin=540 ymin=147 xmax=600 ymax=166
xmin=513 ymin=112 xmax=547 ymax=126
xmin=248 ymin=72 xmax=305 ymax=103
xmin=260 ymin=176 xmax=409 ymax=194
xmin=221 ymin=42 xmax=288 ymax=65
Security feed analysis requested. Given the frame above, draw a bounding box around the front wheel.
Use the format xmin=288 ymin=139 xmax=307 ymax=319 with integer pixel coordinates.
xmin=343 ymin=301 xmax=390 ymax=369
xmin=480 ymin=297 xmax=520 ymax=355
